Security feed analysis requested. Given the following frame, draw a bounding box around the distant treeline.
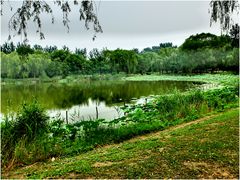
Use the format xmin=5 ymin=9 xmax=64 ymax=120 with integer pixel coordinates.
xmin=1 ymin=31 xmax=239 ymax=79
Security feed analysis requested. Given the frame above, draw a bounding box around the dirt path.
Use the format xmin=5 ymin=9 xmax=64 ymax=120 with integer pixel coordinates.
xmin=126 ymin=108 xmax=239 ymax=143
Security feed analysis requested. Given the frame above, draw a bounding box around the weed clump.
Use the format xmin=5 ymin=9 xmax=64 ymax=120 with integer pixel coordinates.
xmin=14 ymin=101 xmax=49 ymax=141
xmin=1 ymin=101 xmax=49 ymax=167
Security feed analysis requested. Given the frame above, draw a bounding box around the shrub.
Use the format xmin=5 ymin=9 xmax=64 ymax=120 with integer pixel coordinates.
xmin=1 ymin=100 xmax=49 ymax=167
xmin=13 ymin=100 xmax=49 ymax=141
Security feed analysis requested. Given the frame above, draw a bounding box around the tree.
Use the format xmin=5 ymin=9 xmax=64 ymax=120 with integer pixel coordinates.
xmin=210 ymin=0 xmax=239 ymax=32
xmin=132 ymin=48 xmax=139 ymax=54
xmin=33 ymin=44 xmax=43 ymax=51
xmin=44 ymin=45 xmax=58 ymax=53
xmin=51 ymin=49 xmax=70 ymax=62
xmin=45 ymin=61 xmax=63 ymax=78
xmin=62 ymin=45 xmax=70 ymax=52
xmin=16 ymin=43 xmax=34 ymax=58
xmin=75 ymin=48 xmax=87 ymax=58
xmin=141 ymin=42 xmax=177 ymax=53
xmin=28 ymin=53 xmax=51 ymax=78
xmin=0 ymin=41 xmax=15 ymax=54
xmin=159 ymin=42 xmax=177 ymax=48
xmin=89 ymin=48 xmax=108 ymax=73
xmin=137 ymin=52 xmax=159 ymax=74
xmin=229 ymin=24 xmax=239 ymax=47
xmin=181 ymin=33 xmax=231 ymax=51
xmin=105 ymin=49 xmax=138 ymax=74
xmin=65 ymin=54 xmax=86 ymax=73
xmin=1 ymin=52 xmax=22 ymax=78
xmin=1 ymin=0 xmax=102 ymax=42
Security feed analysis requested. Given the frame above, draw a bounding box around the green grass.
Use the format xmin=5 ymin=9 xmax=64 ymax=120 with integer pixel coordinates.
xmin=1 ymin=101 xmax=50 ymax=168
xmin=1 ymin=74 xmax=238 ymax=171
xmin=3 ymin=108 xmax=239 ymax=179
xmin=1 ymin=73 xmax=127 ymax=84
xmin=2 ymin=74 xmax=238 ymax=86
xmin=1 ymin=81 xmax=238 ymax=168
xmin=123 ymin=74 xmax=238 ymax=86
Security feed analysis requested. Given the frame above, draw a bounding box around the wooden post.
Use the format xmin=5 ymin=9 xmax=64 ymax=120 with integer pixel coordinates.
xmin=96 ymin=106 xmax=98 ymax=119
xmin=66 ymin=111 xmax=68 ymax=124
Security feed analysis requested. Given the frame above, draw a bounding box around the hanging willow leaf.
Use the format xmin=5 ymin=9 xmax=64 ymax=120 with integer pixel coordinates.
xmin=2 ymin=0 xmax=102 ymax=42
xmin=209 ymin=0 xmax=239 ymax=32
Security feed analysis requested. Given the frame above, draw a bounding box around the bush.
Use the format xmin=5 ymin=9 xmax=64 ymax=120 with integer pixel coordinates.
xmin=204 ymin=87 xmax=238 ymax=110
xmin=1 ymin=100 xmax=49 ymax=167
xmin=14 ymin=100 xmax=49 ymax=141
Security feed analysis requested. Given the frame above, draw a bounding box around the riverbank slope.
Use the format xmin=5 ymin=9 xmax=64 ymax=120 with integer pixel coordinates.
xmin=3 ymin=108 xmax=239 ymax=179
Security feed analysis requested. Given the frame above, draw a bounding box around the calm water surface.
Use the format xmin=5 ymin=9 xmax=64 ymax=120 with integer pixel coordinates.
xmin=1 ymin=80 xmax=201 ymax=121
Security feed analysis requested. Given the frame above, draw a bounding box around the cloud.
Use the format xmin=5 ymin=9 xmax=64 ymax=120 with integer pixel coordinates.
xmin=1 ymin=0 xmax=221 ymax=51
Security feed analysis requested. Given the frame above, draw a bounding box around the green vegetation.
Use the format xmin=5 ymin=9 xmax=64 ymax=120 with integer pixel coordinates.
xmin=1 ymin=30 xmax=239 ymax=178
xmin=124 ymin=74 xmax=238 ymax=86
xmin=2 ymin=108 xmax=239 ymax=179
xmin=180 ymin=33 xmax=235 ymax=50
xmin=1 ymin=101 xmax=49 ymax=166
xmin=1 ymin=32 xmax=239 ymax=80
xmin=1 ymin=80 xmax=238 ymax=169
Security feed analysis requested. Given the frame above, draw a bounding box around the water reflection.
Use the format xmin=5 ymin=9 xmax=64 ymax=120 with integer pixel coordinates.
xmin=1 ymin=80 xmax=199 ymax=120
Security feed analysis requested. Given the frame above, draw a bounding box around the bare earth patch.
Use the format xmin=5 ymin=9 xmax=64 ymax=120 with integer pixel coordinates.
xmin=93 ymin=161 xmax=114 ymax=167
xmin=183 ymin=161 xmax=236 ymax=179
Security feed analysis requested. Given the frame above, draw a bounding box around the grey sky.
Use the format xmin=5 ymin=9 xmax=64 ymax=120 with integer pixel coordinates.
xmin=0 ymin=1 xmax=226 ymax=51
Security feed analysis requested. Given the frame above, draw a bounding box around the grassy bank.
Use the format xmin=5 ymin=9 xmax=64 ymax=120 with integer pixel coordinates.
xmin=124 ymin=74 xmax=239 ymax=86
xmin=1 ymin=73 xmax=127 ymax=84
xmin=2 ymin=73 xmax=238 ymax=86
xmin=1 ymin=74 xmax=239 ymax=172
xmin=1 ymin=84 xmax=238 ymax=169
xmin=3 ymin=108 xmax=239 ymax=179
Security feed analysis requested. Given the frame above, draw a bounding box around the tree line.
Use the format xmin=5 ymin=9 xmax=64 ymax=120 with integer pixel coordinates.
xmin=1 ymin=31 xmax=239 ymax=79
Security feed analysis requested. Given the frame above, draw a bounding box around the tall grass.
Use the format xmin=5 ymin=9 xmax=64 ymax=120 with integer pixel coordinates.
xmin=1 ymin=101 xmax=49 ymax=167
xmin=1 ymin=86 xmax=239 ymax=169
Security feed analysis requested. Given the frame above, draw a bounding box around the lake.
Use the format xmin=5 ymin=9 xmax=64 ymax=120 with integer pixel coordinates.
xmin=1 ymin=80 xmax=201 ymax=122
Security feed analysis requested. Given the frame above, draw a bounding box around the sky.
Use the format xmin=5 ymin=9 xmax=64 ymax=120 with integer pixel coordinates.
xmin=0 ymin=0 xmax=226 ymax=52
